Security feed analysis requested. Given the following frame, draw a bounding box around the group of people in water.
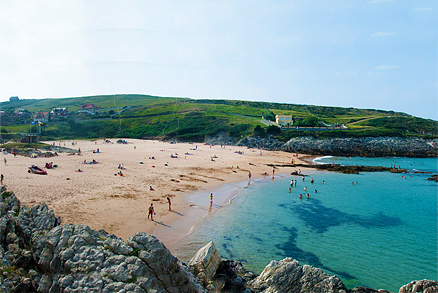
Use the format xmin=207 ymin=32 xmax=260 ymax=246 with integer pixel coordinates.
xmin=288 ymin=176 xmax=324 ymax=199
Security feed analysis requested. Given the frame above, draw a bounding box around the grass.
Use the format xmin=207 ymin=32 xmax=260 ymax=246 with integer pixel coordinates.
xmin=1 ymin=94 xmax=436 ymax=141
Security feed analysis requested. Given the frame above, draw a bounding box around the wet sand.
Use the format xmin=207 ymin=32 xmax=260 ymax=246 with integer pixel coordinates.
xmin=0 ymin=139 xmax=313 ymax=249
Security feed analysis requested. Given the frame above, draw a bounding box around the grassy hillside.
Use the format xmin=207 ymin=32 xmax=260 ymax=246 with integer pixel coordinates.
xmin=1 ymin=94 xmax=437 ymax=142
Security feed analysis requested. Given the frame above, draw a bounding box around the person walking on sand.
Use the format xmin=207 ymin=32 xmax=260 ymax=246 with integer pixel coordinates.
xmin=248 ymin=171 xmax=252 ymax=182
xmin=3 ymin=158 xmax=6 ymax=165
xmin=167 ymin=197 xmax=171 ymax=211
xmin=1 ymin=174 xmax=3 ymax=185
xmin=148 ymin=203 xmax=155 ymax=220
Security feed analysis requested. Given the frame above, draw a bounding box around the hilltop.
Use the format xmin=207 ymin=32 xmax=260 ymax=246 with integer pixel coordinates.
xmin=1 ymin=94 xmax=437 ymax=143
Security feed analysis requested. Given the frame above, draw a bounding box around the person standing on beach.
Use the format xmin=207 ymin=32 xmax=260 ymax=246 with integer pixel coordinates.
xmin=248 ymin=171 xmax=252 ymax=182
xmin=210 ymin=193 xmax=213 ymax=204
xmin=3 ymin=158 xmax=6 ymax=165
xmin=1 ymin=174 xmax=3 ymax=185
xmin=167 ymin=197 xmax=171 ymax=211
xmin=148 ymin=203 xmax=155 ymax=220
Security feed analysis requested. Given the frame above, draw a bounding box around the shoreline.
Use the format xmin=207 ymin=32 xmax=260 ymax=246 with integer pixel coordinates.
xmin=165 ymin=171 xmax=296 ymax=260
xmin=150 ymin=168 xmax=311 ymax=254
xmin=0 ymin=139 xmax=314 ymax=248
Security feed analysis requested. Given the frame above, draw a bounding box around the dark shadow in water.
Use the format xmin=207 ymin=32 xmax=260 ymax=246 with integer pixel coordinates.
xmin=275 ymin=200 xmax=402 ymax=280
xmin=275 ymin=225 xmax=356 ymax=280
xmin=279 ymin=199 xmax=402 ymax=234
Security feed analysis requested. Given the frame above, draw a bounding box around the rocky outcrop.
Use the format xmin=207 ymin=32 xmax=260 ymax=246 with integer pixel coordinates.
xmin=399 ymin=280 xmax=438 ymax=293
xmin=206 ymin=132 xmax=238 ymax=146
xmin=237 ymin=136 xmax=284 ymax=151
xmin=289 ymin=163 xmax=405 ymax=174
xmin=216 ymin=135 xmax=438 ymax=157
xmin=247 ymin=258 xmax=348 ymax=293
xmin=189 ymin=241 xmax=224 ymax=291
xmin=1 ymin=186 xmax=436 ymax=293
xmin=281 ymin=137 xmax=438 ymax=158
xmin=0 ymin=186 xmax=205 ymax=293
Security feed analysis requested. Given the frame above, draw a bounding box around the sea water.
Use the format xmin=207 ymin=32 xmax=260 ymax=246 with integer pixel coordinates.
xmin=176 ymin=157 xmax=437 ymax=292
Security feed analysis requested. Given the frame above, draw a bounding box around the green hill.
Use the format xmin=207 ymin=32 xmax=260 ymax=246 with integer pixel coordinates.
xmin=1 ymin=94 xmax=437 ymax=142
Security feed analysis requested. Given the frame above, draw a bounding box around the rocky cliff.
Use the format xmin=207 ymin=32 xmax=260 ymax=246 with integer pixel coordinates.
xmin=1 ymin=186 xmax=437 ymax=293
xmin=233 ymin=136 xmax=438 ymax=158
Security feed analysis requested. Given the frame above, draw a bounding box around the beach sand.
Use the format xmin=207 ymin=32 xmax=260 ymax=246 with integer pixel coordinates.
xmin=0 ymin=139 xmax=312 ymax=250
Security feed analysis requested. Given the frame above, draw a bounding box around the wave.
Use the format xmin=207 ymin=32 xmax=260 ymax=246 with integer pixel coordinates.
xmin=313 ymin=156 xmax=333 ymax=164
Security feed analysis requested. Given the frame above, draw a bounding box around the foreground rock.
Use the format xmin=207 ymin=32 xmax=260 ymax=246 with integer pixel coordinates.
xmin=247 ymin=258 xmax=349 ymax=293
xmin=0 ymin=186 xmax=205 ymax=293
xmin=399 ymin=280 xmax=438 ymax=293
xmin=1 ymin=187 xmax=436 ymax=293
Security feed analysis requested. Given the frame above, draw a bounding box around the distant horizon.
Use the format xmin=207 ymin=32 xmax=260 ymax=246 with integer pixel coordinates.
xmin=1 ymin=93 xmax=436 ymax=121
xmin=1 ymin=1 xmax=436 ymax=120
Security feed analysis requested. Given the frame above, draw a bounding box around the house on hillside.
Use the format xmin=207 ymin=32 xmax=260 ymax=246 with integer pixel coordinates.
xmin=50 ymin=108 xmax=69 ymax=120
xmin=5 ymin=110 xmax=32 ymax=125
xmin=275 ymin=114 xmax=293 ymax=126
xmin=33 ymin=112 xmax=50 ymax=123
xmin=77 ymin=103 xmax=99 ymax=115
xmin=9 ymin=96 xmax=19 ymax=102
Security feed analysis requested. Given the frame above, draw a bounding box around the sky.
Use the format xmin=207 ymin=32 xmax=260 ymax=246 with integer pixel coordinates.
xmin=0 ymin=0 xmax=437 ymax=120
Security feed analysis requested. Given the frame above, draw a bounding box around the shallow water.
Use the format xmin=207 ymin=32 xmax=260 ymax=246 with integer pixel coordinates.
xmin=175 ymin=157 xmax=437 ymax=292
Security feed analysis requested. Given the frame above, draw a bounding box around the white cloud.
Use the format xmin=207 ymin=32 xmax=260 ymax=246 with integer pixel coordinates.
xmin=367 ymin=0 xmax=394 ymax=4
xmin=373 ymin=65 xmax=400 ymax=70
xmin=370 ymin=32 xmax=397 ymax=37
xmin=413 ymin=7 xmax=433 ymax=11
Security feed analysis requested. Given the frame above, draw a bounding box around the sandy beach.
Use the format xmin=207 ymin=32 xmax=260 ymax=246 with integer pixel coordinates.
xmin=0 ymin=139 xmax=312 ymax=250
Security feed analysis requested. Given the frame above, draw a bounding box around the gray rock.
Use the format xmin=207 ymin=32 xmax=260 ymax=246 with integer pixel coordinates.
xmin=281 ymin=137 xmax=438 ymax=158
xmin=0 ymin=189 xmax=206 ymax=293
xmin=247 ymin=258 xmax=348 ymax=293
xmin=189 ymin=241 xmax=224 ymax=291
xmin=398 ymin=280 xmax=438 ymax=293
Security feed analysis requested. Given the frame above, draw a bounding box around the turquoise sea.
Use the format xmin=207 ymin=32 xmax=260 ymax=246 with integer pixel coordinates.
xmin=176 ymin=157 xmax=438 ymax=292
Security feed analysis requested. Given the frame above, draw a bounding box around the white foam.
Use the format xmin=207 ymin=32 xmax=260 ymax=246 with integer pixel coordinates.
xmin=313 ymin=156 xmax=333 ymax=164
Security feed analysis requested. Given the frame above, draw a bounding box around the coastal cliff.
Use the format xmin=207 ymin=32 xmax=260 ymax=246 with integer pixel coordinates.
xmin=233 ymin=136 xmax=438 ymax=158
xmin=1 ymin=187 xmax=436 ymax=293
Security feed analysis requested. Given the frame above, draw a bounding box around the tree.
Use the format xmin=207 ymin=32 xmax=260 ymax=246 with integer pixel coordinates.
xmin=253 ymin=125 xmax=265 ymax=137
xmin=267 ymin=125 xmax=281 ymax=134
xmin=299 ymin=115 xmax=320 ymax=127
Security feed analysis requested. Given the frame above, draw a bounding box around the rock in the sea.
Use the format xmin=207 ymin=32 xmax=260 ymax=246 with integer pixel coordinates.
xmin=398 ymin=280 xmax=438 ymax=293
xmin=247 ymin=257 xmax=348 ymax=293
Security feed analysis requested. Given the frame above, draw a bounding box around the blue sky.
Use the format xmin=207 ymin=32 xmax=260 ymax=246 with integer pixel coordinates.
xmin=1 ymin=0 xmax=437 ymax=120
